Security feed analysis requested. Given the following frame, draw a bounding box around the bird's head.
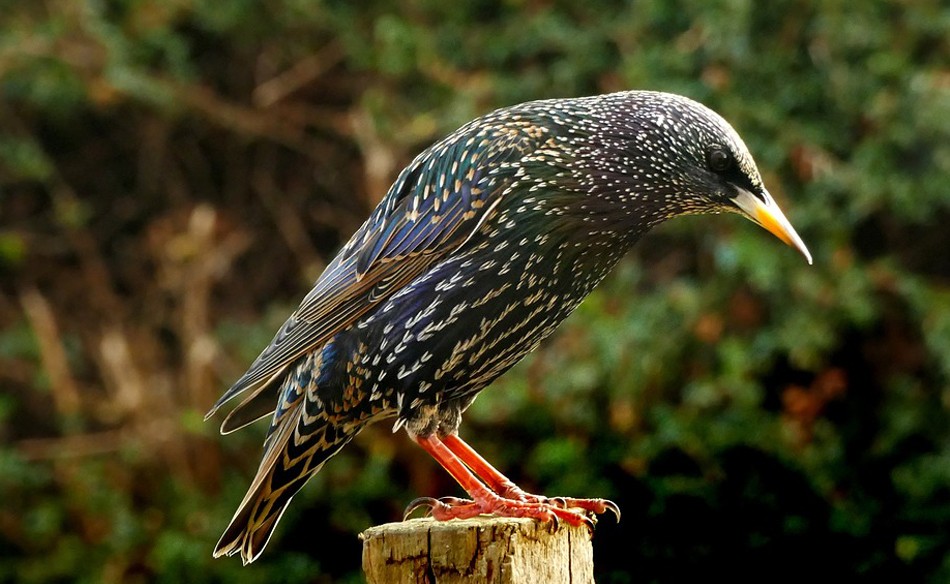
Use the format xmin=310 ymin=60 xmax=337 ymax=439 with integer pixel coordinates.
xmin=576 ymin=91 xmax=812 ymax=264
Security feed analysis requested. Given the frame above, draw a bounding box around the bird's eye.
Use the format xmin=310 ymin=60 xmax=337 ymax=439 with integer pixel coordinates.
xmin=707 ymin=147 xmax=732 ymax=173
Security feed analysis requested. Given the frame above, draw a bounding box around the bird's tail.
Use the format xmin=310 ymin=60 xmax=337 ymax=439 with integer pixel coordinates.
xmin=213 ymin=406 xmax=356 ymax=564
xmin=212 ymin=478 xmax=297 ymax=565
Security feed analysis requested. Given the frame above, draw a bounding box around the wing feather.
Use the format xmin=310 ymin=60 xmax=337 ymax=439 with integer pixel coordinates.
xmin=207 ymin=115 xmax=546 ymax=423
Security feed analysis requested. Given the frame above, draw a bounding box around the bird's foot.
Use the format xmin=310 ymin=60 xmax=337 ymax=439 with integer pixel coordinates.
xmin=403 ymin=493 xmax=616 ymax=533
xmin=542 ymin=495 xmax=621 ymax=521
xmin=493 ymin=484 xmax=621 ymax=521
xmin=405 ymin=434 xmax=619 ymax=533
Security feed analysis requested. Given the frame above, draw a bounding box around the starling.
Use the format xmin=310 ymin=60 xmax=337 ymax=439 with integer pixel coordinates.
xmin=207 ymin=90 xmax=811 ymax=564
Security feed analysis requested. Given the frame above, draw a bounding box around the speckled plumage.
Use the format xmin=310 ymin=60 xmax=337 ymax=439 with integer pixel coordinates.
xmin=207 ymin=91 xmax=810 ymax=564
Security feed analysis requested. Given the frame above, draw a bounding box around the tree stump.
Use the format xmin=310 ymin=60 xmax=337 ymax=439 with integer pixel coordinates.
xmin=360 ymin=516 xmax=594 ymax=584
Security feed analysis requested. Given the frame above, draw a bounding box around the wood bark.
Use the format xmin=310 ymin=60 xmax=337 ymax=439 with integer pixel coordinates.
xmin=360 ymin=517 xmax=594 ymax=584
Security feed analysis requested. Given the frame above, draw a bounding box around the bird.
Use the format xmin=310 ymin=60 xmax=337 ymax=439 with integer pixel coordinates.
xmin=206 ymin=90 xmax=812 ymax=564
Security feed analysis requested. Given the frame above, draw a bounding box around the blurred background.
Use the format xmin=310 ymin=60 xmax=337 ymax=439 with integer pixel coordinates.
xmin=2 ymin=0 xmax=949 ymax=582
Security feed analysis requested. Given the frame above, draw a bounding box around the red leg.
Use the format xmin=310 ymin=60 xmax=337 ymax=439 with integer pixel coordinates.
xmin=405 ymin=434 xmax=618 ymax=530
xmin=407 ymin=434 xmax=598 ymax=529
xmin=439 ymin=433 xmax=522 ymax=499
xmin=411 ymin=433 xmax=501 ymax=508
xmin=440 ymin=433 xmax=620 ymax=519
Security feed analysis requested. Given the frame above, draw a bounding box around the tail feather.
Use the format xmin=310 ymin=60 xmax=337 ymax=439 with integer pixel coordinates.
xmin=213 ymin=412 xmax=355 ymax=564
xmin=212 ymin=347 xmax=361 ymax=564
xmin=213 ymin=488 xmax=292 ymax=564
xmin=213 ymin=470 xmax=308 ymax=565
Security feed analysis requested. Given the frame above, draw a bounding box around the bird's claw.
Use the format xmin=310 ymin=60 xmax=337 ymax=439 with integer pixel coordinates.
xmin=580 ymin=514 xmax=596 ymax=534
xmin=403 ymin=497 xmax=439 ymax=520
xmin=547 ymin=509 xmax=560 ymax=531
xmin=537 ymin=496 xmax=621 ymax=523
xmin=544 ymin=505 xmax=596 ymax=534
xmin=602 ymin=499 xmax=621 ymax=522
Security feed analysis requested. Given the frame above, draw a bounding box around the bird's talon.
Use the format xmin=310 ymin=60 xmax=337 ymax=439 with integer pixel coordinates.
xmin=403 ymin=497 xmax=439 ymax=520
xmin=581 ymin=515 xmax=596 ymax=535
xmin=603 ymin=499 xmax=621 ymax=522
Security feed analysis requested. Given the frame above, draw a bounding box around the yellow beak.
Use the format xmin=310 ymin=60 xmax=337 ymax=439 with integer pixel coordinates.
xmin=731 ymin=188 xmax=812 ymax=264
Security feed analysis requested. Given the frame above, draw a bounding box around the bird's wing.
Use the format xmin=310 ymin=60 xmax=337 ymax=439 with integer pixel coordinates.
xmin=208 ymin=122 xmax=542 ymax=432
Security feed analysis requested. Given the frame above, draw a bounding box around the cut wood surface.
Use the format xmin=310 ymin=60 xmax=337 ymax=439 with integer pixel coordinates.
xmin=360 ymin=516 xmax=594 ymax=584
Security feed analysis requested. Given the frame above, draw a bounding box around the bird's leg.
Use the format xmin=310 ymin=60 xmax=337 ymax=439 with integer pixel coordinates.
xmin=439 ymin=433 xmax=527 ymax=500
xmin=441 ymin=433 xmax=620 ymax=520
xmin=405 ymin=434 xmax=598 ymax=530
xmin=404 ymin=434 xmax=617 ymax=530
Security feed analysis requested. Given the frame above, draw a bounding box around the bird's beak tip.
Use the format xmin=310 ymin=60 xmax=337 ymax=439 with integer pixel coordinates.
xmin=731 ymin=188 xmax=812 ymax=265
xmin=802 ymin=247 xmax=813 ymax=266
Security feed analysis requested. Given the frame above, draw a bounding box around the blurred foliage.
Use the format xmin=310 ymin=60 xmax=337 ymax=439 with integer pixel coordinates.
xmin=2 ymin=0 xmax=949 ymax=582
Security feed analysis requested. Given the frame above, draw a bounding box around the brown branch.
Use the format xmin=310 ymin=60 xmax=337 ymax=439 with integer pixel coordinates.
xmin=251 ymin=158 xmax=326 ymax=280
xmin=18 ymin=287 xmax=81 ymax=420
xmin=96 ymin=327 xmax=147 ymax=416
xmin=252 ymin=41 xmax=346 ymax=108
xmin=17 ymin=429 xmax=126 ymax=460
